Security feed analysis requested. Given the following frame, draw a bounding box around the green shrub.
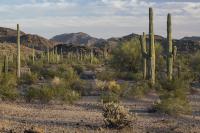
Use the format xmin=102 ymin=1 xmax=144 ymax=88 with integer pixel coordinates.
xmin=96 ymin=70 xmax=117 ymax=81
xmin=20 ymin=73 xmax=38 ymax=85
xmin=25 ymin=85 xmax=80 ymax=104
xmin=0 ymin=73 xmax=19 ymax=101
xmin=110 ymin=38 xmax=141 ymax=72
xmin=102 ymin=102 xmax=132 ymax=129
xmin=125 ymin=81 xmax=150 ymax=99
xmin=40 ymin=68 xmax=57 ymax=79
xmin=154 ymin=79 xmax=191 ymax=115
xmin=100 ymin=91 xmax=120 ymax=103
xmin=117 ymin=72 xmax=143 ymax=81
xmin=72 ymin=64 xmax=85 ymax=75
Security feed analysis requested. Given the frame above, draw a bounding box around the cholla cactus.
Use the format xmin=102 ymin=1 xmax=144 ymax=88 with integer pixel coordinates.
xmin=102 ymin=102 xmax=132 ymax=129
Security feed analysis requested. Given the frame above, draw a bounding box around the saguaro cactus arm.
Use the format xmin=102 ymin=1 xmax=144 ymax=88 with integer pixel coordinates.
xmin=140 ymin=32 xmax=147 ymax=79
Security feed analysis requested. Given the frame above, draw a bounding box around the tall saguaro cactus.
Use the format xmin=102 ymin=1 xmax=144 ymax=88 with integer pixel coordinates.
xmin=17 ymin=24 xmax=21 ymax=78
xmin=167 ymin=13 xmax=173 ymax=80
xmin=149 ymin=7 xmax=155 ymax=85
xmin=140 ymin=32 xmax=147 ymax=79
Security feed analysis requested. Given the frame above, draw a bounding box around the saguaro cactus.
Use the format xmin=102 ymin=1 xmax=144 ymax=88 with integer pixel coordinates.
xmin=3 ymin=55 xmax=8 ymax=73
xmin=90 ymin=49 xmax=94 ymax=64
xmin=32 ymin=45 xmax=35 ymax=64
xmin=167 ymin=13 xmax=173 ymax=80
xmin=17 ymin=24 xmax=21 ymax=78
xmin=47 ymin=47 xmax=50 ymax=63
xmin=149 ymin=7 xmax=155 ymax=85
xmin=140 ymin=32 xmax=147 ymax=79
xmin=173 ymin=45 xmax=177 ymax=62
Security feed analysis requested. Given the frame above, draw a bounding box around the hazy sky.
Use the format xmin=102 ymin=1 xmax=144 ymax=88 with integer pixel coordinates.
xmin=0 ymin=0 xmax=199 ymax=39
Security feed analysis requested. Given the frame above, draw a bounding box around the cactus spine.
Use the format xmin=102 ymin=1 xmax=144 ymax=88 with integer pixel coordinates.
xmin=140 ymin=32 xmax=147 ymax=79
xmin=167 ymin=13 xmax=173 ymax=80
xmin=17 ymin=24 xmax=21 ymax=78
xmin=149 ymin=8 xmax=155 ymax=85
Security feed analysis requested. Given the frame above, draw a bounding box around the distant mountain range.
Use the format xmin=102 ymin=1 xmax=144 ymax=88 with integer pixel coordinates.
xmin=51 ymin=32 xmax=105 ymax=46
xmin=0 ymin=27 xmax=199 ymax=52
xmin=0 ymin=27 xmax=56 ymax=50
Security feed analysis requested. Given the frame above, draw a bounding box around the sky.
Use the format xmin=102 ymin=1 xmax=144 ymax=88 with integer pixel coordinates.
xmin=0 ymin=0 xmax=199 ymax=39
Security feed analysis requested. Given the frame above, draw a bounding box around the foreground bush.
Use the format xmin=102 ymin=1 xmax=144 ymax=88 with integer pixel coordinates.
xmin=154 ymin=79 xmax=191 ymax=115
xmin=103 ymin=102 xmax=132 ymax=129
xmin=0 ymin=74 xmax=19 ymax=101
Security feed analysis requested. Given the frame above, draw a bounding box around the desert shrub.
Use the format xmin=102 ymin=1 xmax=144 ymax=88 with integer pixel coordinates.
xmin=72 ymin=64 xmax=85 ymax=74
xmin=99 ymin=81 xmax=122 ymax=103
xmin=102 ymin=102 xmax=132 ymax=129
xmin=190 ymin=52 xmax=200 ymax=79
xmin=154 ymin=79 xmax=191 ymax=115
xmin=63 ymin=67 xmax=79 ymax=81
xmin=125 ymin=81 xmax=150 ymax=99
xmin=116 ymin=72 xmax=143 ymax=81
xmin=40 ymin=68 xmax=57 ymax=79
xmin=96 ymin=70 xmax=117 ymax=81
xmin=106 ymin=81 xmax=121 ymax=94
xmin=0 ymin=73 xmax=19 ymax=101
xmin=71 ymin=80 xmax=89 ymax=96
xmin=95 ymin=79 xmax=107 ymax=90
xmin=25 ymin=86 xmax=54 ymax=103
xmin=100 ymin=92 xmax=120 ymax=103
xmin=20 ymin=73 xmax=38 ymax=85
xmin=25 ymin=85 xmax=80 ymax=104
xmin=110 ymin=38 xmax=141 ymax=72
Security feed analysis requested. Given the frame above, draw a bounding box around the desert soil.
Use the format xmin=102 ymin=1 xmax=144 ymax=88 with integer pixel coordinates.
xmin=0 ymin=90 xmax=200 ymax=133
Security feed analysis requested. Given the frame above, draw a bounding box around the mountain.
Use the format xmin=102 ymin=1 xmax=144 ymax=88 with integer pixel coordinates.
xmin=51 ymin=32 xmax=105 ymax=46
xmin=0 ymin=27 xmax=56 ymax=50
xmin=20 ymin=34 xmax=56 ymax=50
xmin=0 ymin=27 xmax=25 ymax=37
xmin=181 ymin=36 xmax=200 ymax=42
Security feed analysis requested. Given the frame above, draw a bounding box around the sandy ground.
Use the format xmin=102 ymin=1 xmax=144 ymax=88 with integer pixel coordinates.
xmin=0 ymin=91 xmax=200 ymax=133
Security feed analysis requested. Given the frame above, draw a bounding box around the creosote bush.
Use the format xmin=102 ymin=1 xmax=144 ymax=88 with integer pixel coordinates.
xmin=125 ymin=81 xmax=151 ymax=99
xmin=103 ymin=102 xmax=132 ymax=129
xmin=98 ymin=81 xmax=123 ymax=103
xmin=0 ymin=73 xmax=19 ymax=101
xmin=25 ymin=85 xmax=80 ymax=104
xmin=110 ymin=38 xmax=141 ymax=72
xmin=154 ymin=78 xmax=191 ymax=115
